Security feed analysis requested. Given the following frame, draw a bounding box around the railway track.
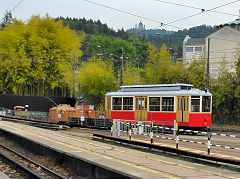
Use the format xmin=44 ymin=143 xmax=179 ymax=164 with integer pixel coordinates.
xmin=1 ymin=120 xmax=240 ymax=178
xmin=0 ymin=143 xmax=67 ymax=179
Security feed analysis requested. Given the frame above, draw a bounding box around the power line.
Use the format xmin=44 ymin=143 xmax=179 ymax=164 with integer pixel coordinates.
xmin=82 ymin=0 xmax=240 ymax=32
xmin=157 ymin=0 xmax=240 ymax=29
xmin=155 ymin=0 xmax=239 ymax=17
xmin=82 ymin=0 xmax=182 ymax=29
xmin=140 ymin=0 xmax=240 ymax=32
xmin=208 ymin=0 xmax=240 ymax=11
xmin=10 ymin=0 xmax=24 ymax=13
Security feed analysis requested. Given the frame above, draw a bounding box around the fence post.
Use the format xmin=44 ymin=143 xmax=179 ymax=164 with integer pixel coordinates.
xmin=176 ymin=130 xmax=179 ymax=149
xmin=111 ymin=124 xmax=114 ymax=136
xmin=113 ymin=119 xmax=120 ymax=137
xmin=129 ymin=125 xmax=132 ymax=140
xmin=207 ymin=131 xmax=212 ymax=155
xmin=173 ymin=120 xmax=176 ymax=136
xmin=156 ymin=121 xmax=158 ymax=134
xmin=150 ymin=126 xmax=153 ymax=144
xmin=162 ymin=122 xmax=164 ymax=133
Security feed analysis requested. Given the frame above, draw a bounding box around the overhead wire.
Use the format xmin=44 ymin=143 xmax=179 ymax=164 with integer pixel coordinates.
xmin=82 ymin=0 xmax=183 ymax=29
xmin=138 ymin=0 xmax=240 ymax=33
xmin=10 ymin=0 xmax=24 ymax=13
xmin=155 ymin=0 xmax=239 ymax=17
xmin=0 ymin=0 xmax=240 ymax=63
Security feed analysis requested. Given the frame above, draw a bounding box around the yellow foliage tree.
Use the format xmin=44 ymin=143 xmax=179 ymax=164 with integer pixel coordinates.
xmin=77 ymin=57 xmax=117 ymax=106
xmin=145 ymin=43 xmax=173 ymax=84
xmin=0 ymin=15 xmax=84 ymax=96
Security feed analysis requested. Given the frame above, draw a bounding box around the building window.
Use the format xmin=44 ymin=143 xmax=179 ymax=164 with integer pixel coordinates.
xmin=123 ymin=97 xmax=133 ymax=110
xmin=149 ymin=97 xmax=160 ymax=111
xmin=195 ymin=47 xmax=202 ymax=52
xmin=112 ymin=97 xmax=122 ymax=110
xmin=202 ymin=96 xmax=211 ymax=112
xmin=186 ymin=47 xmax=193 ymax=52
xmin=162 ymin=97 xmax=174 ymax=111
xmin=191 ymin=96 xmax=200 ymax=112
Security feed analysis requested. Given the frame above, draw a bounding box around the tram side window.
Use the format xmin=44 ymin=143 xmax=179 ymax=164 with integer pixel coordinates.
xmin=202 ymin=96 xmax=211 ymax=112
xmin=149 ymin=97 xmax=160 ymax=111
xmin=113 ymin=97 xmax=122 ymax=110
xmin=123 ymin=97 xmax=133 ymax=110
xmin=191 ymin=96 xmax=200 ymax=112
xmin=162 ymin=97 xmax=174 ymax=111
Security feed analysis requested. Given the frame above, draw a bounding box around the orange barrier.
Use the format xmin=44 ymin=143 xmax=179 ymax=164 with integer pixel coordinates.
xmin=49 ymin=107 xmax=95 ymax=123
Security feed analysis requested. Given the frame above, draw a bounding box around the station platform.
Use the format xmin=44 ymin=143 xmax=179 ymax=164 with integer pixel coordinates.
xmin=0 ymin=172 xmax=9 ymax=179
xmin=0 ymin=120 xmax=239 ymax=179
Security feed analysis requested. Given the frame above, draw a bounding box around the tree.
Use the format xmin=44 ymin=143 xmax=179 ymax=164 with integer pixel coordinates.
xmin=168 ymin=61 xmax=188 ymax=83
xmin=122 ymin=61 xmax=143 ymax=85
xmin=186 ymin=58 xmax=206 ymax=90
xmin=211 ymin=60 xmax=237 ymax=124
xmin=0 ymin=15 xmax=84 ymax=96
xmin=77 ymin=57 xmax=117 ymax=107
xmin=145 ymin=43 xmax=173 ymax=84
xmin=86 ymin=35 xmax=137 ymax=60
xmin=86 ymin=35 xmax=137 ymax=80
xmin=1 ymin=10 xmax=12 ymax=28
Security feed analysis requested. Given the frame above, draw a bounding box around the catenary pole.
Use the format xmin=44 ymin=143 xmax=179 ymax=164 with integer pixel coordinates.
xmin=120 ymin=48 xmax=124 ymax=86
xmin=206 ymin=38 xmax=210 ymax=91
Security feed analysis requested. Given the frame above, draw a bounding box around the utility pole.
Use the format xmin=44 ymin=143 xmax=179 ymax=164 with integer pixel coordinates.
xmin=120 ymin=48 xmax=124 ymax=86
xmin=206 ymin=38 xmax=210 ymax=92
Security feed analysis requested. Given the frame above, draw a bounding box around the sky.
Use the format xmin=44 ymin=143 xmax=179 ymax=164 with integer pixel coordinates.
xmin=1 ymin=0 xmax=240 ymax=31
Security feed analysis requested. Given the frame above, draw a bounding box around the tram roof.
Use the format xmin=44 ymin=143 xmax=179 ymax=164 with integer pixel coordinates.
xmin=120 ymin=83 xmax=193 ymax=91
xmin=106 ymin=84 xmax=212 ymax=96
xmin=106 ymin=90 xmax=212 ymax=96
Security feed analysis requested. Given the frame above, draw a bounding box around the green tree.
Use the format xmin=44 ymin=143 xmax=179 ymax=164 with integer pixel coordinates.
xmin=0 ymin=15 xmax=84 ymax=96
xmin=122 ymin=61 xmax=143 ymax=85
xmin=186 ymin=58 xmax=206 ymax=90
xmin=145 ymin=43 xmax=173 ymax=84
xmin=77 ymin=57 xmax=117 ymax=107
xmin=86 ymin=35 xmax=137 ymax=61
xmin=211 ymin=60 xmax=237 ymax=124
xmin=168 ymin=61 xmax=188 ymax=83
xmin=1 ymin=10 xmax=12 ymax=28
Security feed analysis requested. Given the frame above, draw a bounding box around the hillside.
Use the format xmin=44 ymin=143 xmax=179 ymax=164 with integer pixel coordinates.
xmin=55 ymin=17 xmax=216 ymax=58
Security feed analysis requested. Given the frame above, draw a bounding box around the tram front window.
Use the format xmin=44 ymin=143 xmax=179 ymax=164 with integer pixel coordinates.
xmin=123 ymin=97 xmax=133 ymax=110
xmin=162 ymin=97 xmax=174 ymax=111
xmin=113 ymin=97 xmax=122 ymax=110
xmin=149 ymin=97 xmax=160 ymax=111
xmin=202 ymin=96 xmax=211 ymax=112
xmin=191 ymin=96 xmax=200 ymax=112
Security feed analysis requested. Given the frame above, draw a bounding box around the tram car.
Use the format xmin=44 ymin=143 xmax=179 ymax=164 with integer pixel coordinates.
xmin=105 ymin=84 xmax=212 ymax=130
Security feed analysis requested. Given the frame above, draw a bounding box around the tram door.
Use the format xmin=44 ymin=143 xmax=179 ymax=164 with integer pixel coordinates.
xmin=105 ymin=97 xmax=111 ymax=119
xmin=135 ymin=96 xmax=148 ymax=121
xmin=176 ymin=96 xmax=189 ymax=123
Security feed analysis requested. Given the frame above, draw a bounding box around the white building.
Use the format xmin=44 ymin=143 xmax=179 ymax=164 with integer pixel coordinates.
xmin=183 ymin=35 xmax=205 ymax=63
xmin=134 ymin=21 xmax=145 ymax=30
xmin=207 ymin=19 xmax=240 ymax=77
xmin=183 ymin=14 xmax=240 ymax=77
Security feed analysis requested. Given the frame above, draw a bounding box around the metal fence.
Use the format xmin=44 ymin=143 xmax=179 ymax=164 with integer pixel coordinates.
xmin=111 ymin=119 xmax=240 ymax=154
xmin=0 ymin=107 xmax=50 ymax=121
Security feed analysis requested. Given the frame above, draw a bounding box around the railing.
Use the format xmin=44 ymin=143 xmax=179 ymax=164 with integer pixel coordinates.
xmin=111 ymin=119 xmax=240 ymax=155
xmin=0 ymin=107 xmax=50 ymax=121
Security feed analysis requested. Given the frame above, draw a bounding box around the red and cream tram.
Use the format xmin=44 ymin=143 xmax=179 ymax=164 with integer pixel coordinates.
xmin=105 ymin=84 xmax=212 ymax=130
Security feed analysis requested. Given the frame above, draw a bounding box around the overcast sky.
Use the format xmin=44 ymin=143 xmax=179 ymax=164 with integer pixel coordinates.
xmin=1 ymin=0 xmax=240 ymax=31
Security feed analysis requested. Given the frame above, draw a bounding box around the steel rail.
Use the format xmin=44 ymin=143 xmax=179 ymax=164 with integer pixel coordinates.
xmin=0 ymin=151 xmax=42 ymax=179
xmin=0 ymin=143 xmax=67 ymax=179
xmin=0 ymin=115 xmax=69 ymax=130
